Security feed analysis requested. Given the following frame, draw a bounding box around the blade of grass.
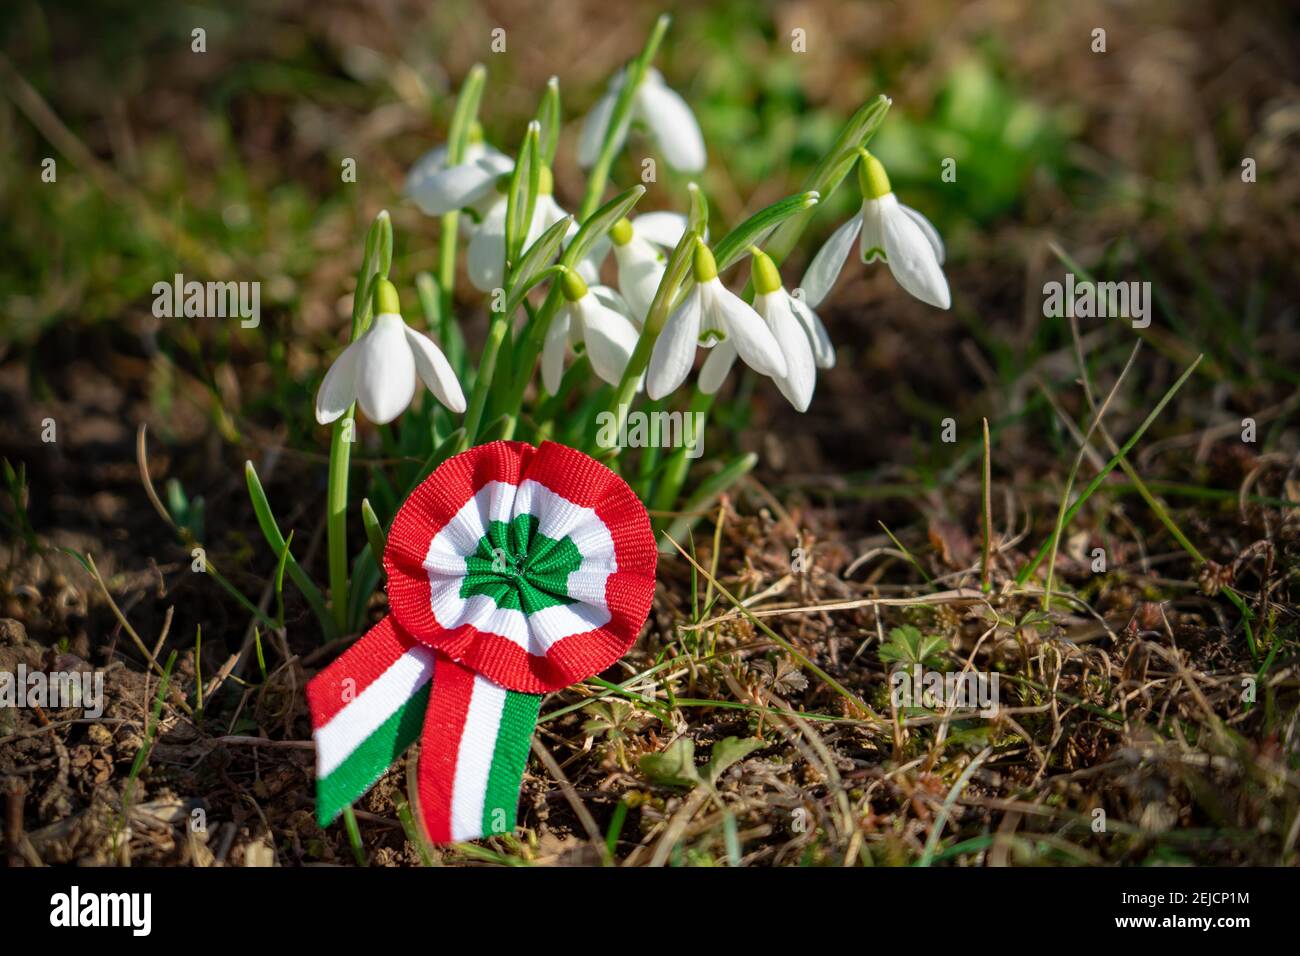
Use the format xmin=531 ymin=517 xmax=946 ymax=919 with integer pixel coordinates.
xmin=1042 ymin=341 xmax=1142 ymax=610
xmin=1016 ymin=353 xmax=1203 ymax=585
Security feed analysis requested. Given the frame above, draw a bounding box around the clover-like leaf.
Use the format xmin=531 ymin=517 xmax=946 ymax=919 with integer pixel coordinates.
xmin=878 ymin=625 xmax=949 ymax=669
xmin=638 ymin=737 xmax=701 ymax=788
xmin=704 ymin=736 xmax=766 ymax=785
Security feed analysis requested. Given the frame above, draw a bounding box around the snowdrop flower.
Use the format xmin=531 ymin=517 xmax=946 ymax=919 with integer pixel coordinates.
xmin=543 ymin=269 xmax=642 ymax=394
xmin=581 ymin=211 xmax=688 ymax=322
xmin=699 ymin=251 xmax=833 ymax=411
xmin=315 ymin=279 xmax=465 ymax=426
xmin=647 ymin=239 xmax=786 ymax=400
xmin=404 ymin=126 xmax=514 ymax=218
xmin=578 ymin=67 xmax=706 ymax=173
xmin=800 ymin=151 xmax=949 ymax=310
xmin=466 ymin=165 xmax=572 ymax=293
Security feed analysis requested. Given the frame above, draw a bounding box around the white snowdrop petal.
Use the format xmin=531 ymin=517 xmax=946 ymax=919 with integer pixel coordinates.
xmin=759 ymin=292 xmax=816 ymax=412
xmin=475 ymin=150 xmax=515 ymax=178
xmin=715 ymin=285 xmax=787 ymax=378
xmin=614 ymin=240 xmax=666 ymax=322
xmin=646 ymin=287 xmax=702 ymax=400
xmin=578 ymin=296 xmax=641 ymax=387
xmin=860 ymin=198 xmax=886 ymax=263
xmin=541 ymin=310 xmax=571 ymax=395
xmin=404 ymin=326 xmax=466 ymax=414
xmin=578 ymin=89 xmax=621 ymax=169
xmin=632 ymin=211 xmax=689 ymax=249
xmin=403 ymin=145 xmax=451 ymax=192
xmin=881 ymin=197 xmax=951 ymax=309
xmin=799 ymin=213 xmax=862 ymax=308
xmin=406 ymin=161 xmax=500 ymax=217
xmin=466 ymin=203 xmax=507 ymax=292
xmin=579 ymin=236 xmax=612 ymax=282
xmin=590 ymin=284 xmax=635 ymax=321
xmin=315 ymin=338 xmax=363 ymax=424
xmin=697 ymin=340 xmax=737 ymax=394
xmin=899 ymin=203 xmax=945 ymax=264
xmin=355 ymin=315 xmax=417 ymax=424
xmin=789 ymin=294 xmax=835 ymax=369
xmin=635 ymin=79 xmax=706 ymax=173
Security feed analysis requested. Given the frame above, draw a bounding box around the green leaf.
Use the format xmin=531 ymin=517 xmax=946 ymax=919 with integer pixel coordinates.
xmin=244 ymin=460 xmax=334 ymax=638
xmin=712 ymin=191 xmax=821 ymax=273
xmin=638 ymin=737 xmax=701 ymax=788
xmin=762 ymin=94 xmax=891 ymax=264
xmin=704 ymin=737 xmax=765 ymax=785
xmin=506 ymin=217 xmax=572 ymax=314
xmin=273 ymin=529 xmax=293 ymax=628
xmin=445 ymin=64 xmax=487 ymax=166
xmin=58 ymin=546 xmax=93 ymax=576
xmin=360 ymin=498 xmax=386 ymax=568
xmin=878 ymin=625 xmax=949 ymax=669
xmin=504 ymin=122 xmax=541 ymax=269
xmin=535 ymin=76 xmax=561 ymax=166
xmin=562 ymin=184 xmax=645 ymax=270
xmin=686 ymin=181 xmax=709 ymax=238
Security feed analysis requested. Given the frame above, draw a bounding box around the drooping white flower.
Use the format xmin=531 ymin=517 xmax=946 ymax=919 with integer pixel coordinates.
xmin=404 ymin=129 xmax=514 ymax=218
xmin=315 ymin=279 xmax=465 ymax=425
xmin=799 ymin=151 xmax=949 ymax=310
xmin=465 ymin=165 xmax=572 ymax=293
xmin=699 ymin=251 xmax=831 ymax=411
xmin=579 ymin=211 xmax=689 ymax=323
xmin=646 ymin=239 xmax=787 ymax=400
xmin=542 ymin=270 xmax=643 ymax=394
xmin=578 ymin=67 xmax=706 ymax=173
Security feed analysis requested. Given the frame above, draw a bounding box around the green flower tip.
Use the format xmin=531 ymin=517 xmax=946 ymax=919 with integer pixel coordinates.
xmin=538 ymin=164 xmax=554 ymax=196
xmin=692 ymin=238 xmax=718 ymax=283
xmin=610 ymin=217 xmax=634 ymax=246
xmin=560 ymin=268 xmax=588 ymax=303
xmin=372 ymin=278 xmax=401 ymax=315
xmin=751 ymin=250 xmax=783 ymax=296
xmin=858 ymin=151 xmax=891 ymax=200
xmin=467 ymin=120 xmax=485 ymax=145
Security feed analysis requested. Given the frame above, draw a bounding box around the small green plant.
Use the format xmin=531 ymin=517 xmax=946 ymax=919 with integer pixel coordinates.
xmin=877 ymin=624 xmax=949 ymax=669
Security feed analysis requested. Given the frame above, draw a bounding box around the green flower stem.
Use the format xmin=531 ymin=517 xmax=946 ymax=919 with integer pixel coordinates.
xmin=463 ymin=308 xmax=513 ymax=443
xmin=577 ymin=14 xmax=670 ymax=221
xmin=326 ymin=418 xmax=354 ymax=633
xmin=438 ymin=212 xmax=459 ymax=345
xmin=650 ymin=387 xmax=716 ymax=520
xmin=604 ymin=230 xmax=697 ymax=443
xmin=326 ymin=211 xmax=390 ymax=634
xmin=505 ymin=284 xmax=563 ymax=416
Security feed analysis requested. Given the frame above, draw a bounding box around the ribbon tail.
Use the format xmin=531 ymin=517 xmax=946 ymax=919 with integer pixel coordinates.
xmin=417 ymin=651 xmax=541 ymax=843
xmin=307 ymin=615 xmax=435 ymax=827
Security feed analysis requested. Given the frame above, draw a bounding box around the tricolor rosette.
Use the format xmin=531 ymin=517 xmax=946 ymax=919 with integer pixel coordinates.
xmin=307 ymin=440 xmax=657 ymax=844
